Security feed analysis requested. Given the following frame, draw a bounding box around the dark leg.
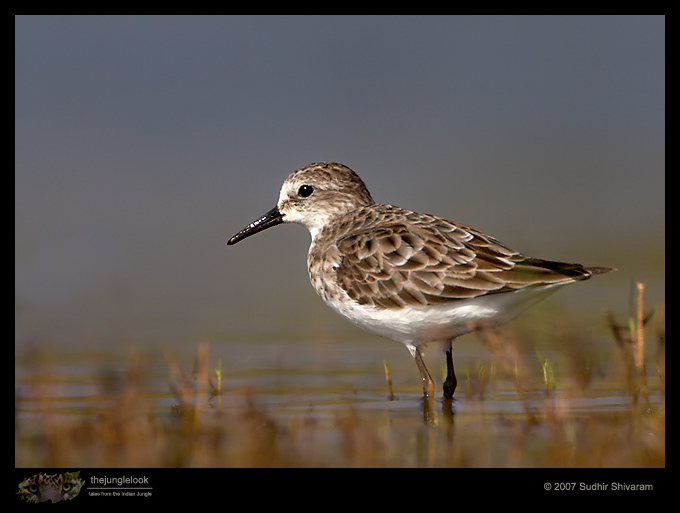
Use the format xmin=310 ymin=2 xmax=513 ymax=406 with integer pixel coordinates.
xmin=411 ymin=345 xmax=436 ymax=398
xmin=443 ymin=340 xmax=457 ymax=399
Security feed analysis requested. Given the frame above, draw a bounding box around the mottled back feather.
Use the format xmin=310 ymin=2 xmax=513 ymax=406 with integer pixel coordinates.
xmin=316 ymin=204 xmax=605 ymax=309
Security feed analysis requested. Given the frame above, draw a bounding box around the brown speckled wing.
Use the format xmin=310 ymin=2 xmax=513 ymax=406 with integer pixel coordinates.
xmin=333 ymin=205 xmax=595 ymax=309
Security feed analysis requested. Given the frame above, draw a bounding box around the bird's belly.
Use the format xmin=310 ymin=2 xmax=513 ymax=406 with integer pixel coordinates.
xmin=320 ymin=284 xmax=563 ymax=346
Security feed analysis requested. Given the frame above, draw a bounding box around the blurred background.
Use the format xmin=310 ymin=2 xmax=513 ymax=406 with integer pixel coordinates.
xmin=15 ymin=15 xmax=664 ymax=353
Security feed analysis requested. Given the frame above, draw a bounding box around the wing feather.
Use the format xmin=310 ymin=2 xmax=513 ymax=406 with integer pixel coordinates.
xmin=329 ymin=205 xmax=599 ymax=309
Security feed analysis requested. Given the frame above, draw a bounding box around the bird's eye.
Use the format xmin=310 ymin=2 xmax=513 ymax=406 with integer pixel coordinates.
xmin=298 ymin=185 xmax=313 ymax=198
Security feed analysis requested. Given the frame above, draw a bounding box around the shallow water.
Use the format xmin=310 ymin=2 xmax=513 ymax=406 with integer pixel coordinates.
xmin=15 ymin=333 xmax=665 ymax=468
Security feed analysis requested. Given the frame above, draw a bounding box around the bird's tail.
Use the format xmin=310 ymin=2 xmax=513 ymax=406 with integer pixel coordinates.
xmin=585 ymin=266 xmax=616 ymax=276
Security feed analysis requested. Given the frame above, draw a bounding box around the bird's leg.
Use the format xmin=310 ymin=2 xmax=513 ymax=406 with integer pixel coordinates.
xmin=443 ymin=340 xmax=457 ymax=399
xmin=410 ymin=345 xmax=436 ymax=398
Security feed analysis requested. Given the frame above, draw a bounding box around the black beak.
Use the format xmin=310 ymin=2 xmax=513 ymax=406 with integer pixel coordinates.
xmin=227 ymin=206 xmax=284 ymax=245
